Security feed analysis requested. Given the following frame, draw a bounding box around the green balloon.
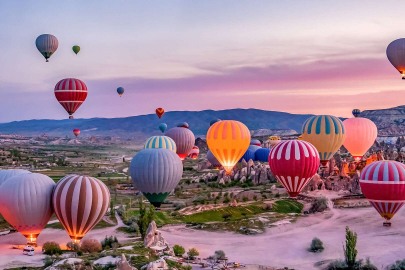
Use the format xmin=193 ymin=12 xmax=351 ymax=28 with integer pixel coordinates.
xmin=72 ymin=45 xmax=80 ymax=55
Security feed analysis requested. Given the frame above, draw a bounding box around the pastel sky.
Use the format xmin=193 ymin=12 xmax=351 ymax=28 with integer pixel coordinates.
xmin=1 ymin=0 xmax=405 ymax=122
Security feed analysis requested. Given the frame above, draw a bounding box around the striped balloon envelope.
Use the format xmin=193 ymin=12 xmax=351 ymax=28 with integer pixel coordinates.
xmin=301 ymin=115 xmax=345 ymax=166
xmin=54 ymin=78 xmax=87 ymax=119
xmin=250 ymin=139 xmax=261 ymax=146
xmin=352 ymin=109 xmax=361 ymax=117
xmin=269 ymin=140 xmax=320 ymax=197
xmin=165 ymin=127 xmax=195 ymax=161
xmin=206 ymin=120 xmax=250 ymax=174
xmin=188 ymin=146 xmax=199 ymax=159
xmin=52 ymin=175 xmax=110 ymax=243
xmin=35 ymin=34 xmax=58 ymax=62
xmin=143 ymin=136 xmax=177 ymax=153
xmin=360 ymin=161 xmax=405 ymax=223
xmin=156 ymin=108 xmax=164 ymax=118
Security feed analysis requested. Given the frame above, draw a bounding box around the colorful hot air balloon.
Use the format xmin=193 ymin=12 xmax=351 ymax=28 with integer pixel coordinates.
xmin=156 ymin=108 xmax=164 ymax=118
xmin=343 ymin=117 xmax=377 ymax=162
xmin=360 ymin=161 xmax=405 ymax=225
xmin=143 ymin=136 xmax=177 ymax=153
xmin=54 ymin=78 xmax=87 ymax=119
xmin=188 ymin=146 xmax=200 ymax=159
xmin=117 ymin=87 xmax=124 ymax=97
xmin=207 ymin=150 xmax=221 ymax=168
xmin=0 ymin=173 xmax=55 ymax=245
xmin=0 ymin=169 xmax=30 ymax=186
xmin=250 ymin=139 xmax=261 ymax=146
xmin=165 ymin=126 xmax=195 ymax=161
xmin=301 ymin=115 xmax=346 ymax=166
xmin=352 ymin=109 xmax=361 ymax=117
xmin=177 ymin=122 xmax=189 ymax=129
xmin=35 ymin=34 xmax=58 ymax=62
xmin=387 ymin=38 xmax=405 ymax=79
xmin=255 ymin=148 xmax=271 ymax=162
xmin=52 ymin=175 xmax=110 ymax=243
xmin=130 ymin=148 xmax=183 ymax=208
xmin=72 ymin=45 xmax=80 ymax=55
xmin=210 ymin=119 xmax=221 ymax=126
xmin=269 ymin=140 xmax=320 ymax=197
xmin=239 ymin=148 xmax=255 ymax=162
xmin=268 ymin=136 xmax=281 ymax=146
xmin=207 ymin=120 xmax=250 ymax=174
xmin=73 ymin=129 xmax=80 ymax=137
xmin=159 ymin=123 xmax=167 ymax=133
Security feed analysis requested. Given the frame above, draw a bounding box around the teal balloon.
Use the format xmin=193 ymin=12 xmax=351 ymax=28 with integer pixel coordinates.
xmin=159 ymin=123 xmax=167 ymax=133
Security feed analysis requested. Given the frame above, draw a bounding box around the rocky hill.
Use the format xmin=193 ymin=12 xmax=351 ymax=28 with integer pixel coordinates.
xmin=361 ymin=106 xmax=405 ymax=136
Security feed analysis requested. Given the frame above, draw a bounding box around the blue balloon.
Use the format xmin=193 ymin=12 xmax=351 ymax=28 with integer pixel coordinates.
xmin=248 ymin=145 xmax=261 ymax=152
xmin=239 ymin=149 xmax=255 ymax=163
xmin=117 ymin=87 xmax=125 ymax=96
xmin=159 ymin=123 xmax=167 ymax=133
xmin=255 ymin=148 xmax=271 ymax=162
xmin=352 ymin=109 xmax=361 ymax=117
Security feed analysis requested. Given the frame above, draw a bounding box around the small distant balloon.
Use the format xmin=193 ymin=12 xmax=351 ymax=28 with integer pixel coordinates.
xmin=352 ymin=109 xmax=361 ymax=117
xmin=36 ymin=34 xmax=58 ymax=62
xmin=177 ymin=122 xmax=189 ymax=129
xmin=156 ymin=108 xmax=164 ymax=118
xmin=210 ymin=119 xmax=221 ymax=126
xmin=73 ymin=129 xmax=80 ymax=137
xmin=72 ymin=45 xmax=80 ymax=55
xmin=159 ymin=123 xmax=167 ymax=133
xmin=117 ymin=87 xmax=124 ymax=97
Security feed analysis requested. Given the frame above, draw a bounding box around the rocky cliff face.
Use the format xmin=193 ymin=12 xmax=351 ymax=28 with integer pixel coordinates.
xmin=361 ymin=106 xmax=405 ymax=136
xmin=250 ymin=129 xmax=298 ymax=137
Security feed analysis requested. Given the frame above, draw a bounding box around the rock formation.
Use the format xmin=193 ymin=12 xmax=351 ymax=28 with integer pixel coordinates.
xmin=117 ymin=254 xmax=137 ymax=270
xmin=144 ymin=221 xmax=174 ymax=256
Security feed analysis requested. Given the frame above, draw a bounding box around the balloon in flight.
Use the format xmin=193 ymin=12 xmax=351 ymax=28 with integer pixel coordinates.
xmin=206 ymin=120 xmax=250 ymax=174
xmin=269 ymin=140 xmax=320 ymax=197
xmin=268 ymin=136 xmax=281 ymax=146
xmin=143 ymin=136 xmax=177 ymax=153
xmin=117 ymin=87 xmax=124 ymax=97
xmin=165 ymin=126 xmax=195 ymax=161
xmin=35 ymin=34 xmax=58 ymax=62
xmin=55 ymin=78 xmax=87 ymax=119
xmin=301 ymin=115 xmax=345 ymax=166
xmin=159 ymin=123 xmax=167 ymax=133
xmin=0 ymin=173 xmax=55 ymax=245
xmin=352 ymin=109 xmax=361 ymax=118
xmin=177 ymin=122 xmax=189 ymax=129
xmin=156 ymin=108 xmax=164 ymax=118
xmin=53 ymin=175 xmax=110 ymax=243
xmin=188 ymin=146 xmax=199 ymax=159
xmin=387 ymin=38 xmax=405 ymax=79
xmin=73 ymin=129 xmax=80 ymax=137
xmin=72 ymin=45 xmax=80 ymax=55
xmin=129 ymin=148 xmax=183 ymax=207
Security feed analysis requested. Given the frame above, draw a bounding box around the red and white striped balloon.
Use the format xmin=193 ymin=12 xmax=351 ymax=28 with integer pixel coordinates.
xmin=54 ymin=78 xmax=87 ymax=119
xmin=269 ymin=140 xmax=320 ymax=197
xmin=360 ymin=161 xmax=405 ymax=222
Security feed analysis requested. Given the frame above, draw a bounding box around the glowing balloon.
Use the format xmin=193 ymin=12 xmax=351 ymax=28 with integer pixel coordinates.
xmin=143 ymin=136 xmax=177 ymax=153
xmin=206 ymin=120 xmax=250 ymax=174
xmin=54 ymin=78 xmax=87 ymax=119
xmin=159 ymin=123 xmax=167 ymax=133
xmin=387 ymin=38 xmax=405 ymax=79
xmin=53 ymin=175 xmax=110 ymax=243
xmin=0 ymin=173 xmax=55 ymax=245
xmin=352 ymin=109 xmax=361 ymax=117
xmin=36 ymin=34 xmax=58 ymax=62
xmin=156 ymin=108 xmax=164 ymax=118
xmin=301 ymin=115 xmax=346 ymax=166
xmin=269 ymin=140 xmax=320 ymax=197
xmin=165 ymin=127 xmax=195 ymax=161
xmin=73 ymin=129 xmax=80 ymax=137
xmin=117 ymin=87 xmax=124 ymax=97
xmin=360 ymin=161 xmax=405 ymax=225
xmin=343 ymin=117 xmax=377 ymax=162
xmin=268 ymin=136 xmax=281 ymax=146
xmin=188 ymin=146 xmax=199 ymax=159
xmin=72 ymin=45 xmax=80 ymax=55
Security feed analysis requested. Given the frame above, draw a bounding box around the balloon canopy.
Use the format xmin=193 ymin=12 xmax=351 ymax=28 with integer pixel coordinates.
xmin=343 ymin=117 xmax=377 ymax=161
xmin=156 ymin=108 xmax=164 ymax=118
xmin=177 ymin=122 xmax=189 ymax=129
xmin=72 ymin=45 xmax=80 ymax=55
xmin=117 ymin=87 xmax=124 ymax=97
xmin=352 ymin=109 xmax=361 ymax=118
xmin=0 ymin=169 xmax=31 ymax=186
xmin=54 ymin=78 xmax=87 ymax=119
xmin=207 ymin=150 xmax=221 ymax=168
xmin=387 ymin=38 xmax=405 ymax=79
xmin=268 ymin=136 xmax=281 ymax=146
xmin=73 ymin=129 xmax=80 ymax=137
xmin=250 ymin=139 xmax=261 ymax=146
xmin=143 ymin=136 xmax=177 ymax=153
xmin=165 ymin=127 xmax=195 ymax=161
xmin=255 ymin=148 xmax=271 ymax=162
xmin=189 ymin=146 xmax=200 ymax=159
xmin=159 ymin=123 xmax=167 ymax=133
xmin=36 ymin=34 xmax=58 ymax=62
xmin=239 ymin=149 xmax=255 ymax=163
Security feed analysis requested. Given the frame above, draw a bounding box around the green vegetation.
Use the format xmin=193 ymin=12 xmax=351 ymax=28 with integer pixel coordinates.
xmin=42 ymin=241 xmax=62 ymax=255
xmin=344 ymin=226 xmax=358 ymax=268
xmin=173 ymin=244 xmax=186 ymax=257
xmin=309 ymin=237 xmax=324 ymax=253
xmin=46 ymin=219 xmax=113 ymax=230
xmin=187 ymin=247 xmax=199 ymax=259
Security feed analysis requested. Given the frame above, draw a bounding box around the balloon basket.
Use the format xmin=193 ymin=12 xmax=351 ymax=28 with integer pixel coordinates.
xmin=383 ymin=221 xmax=391 ymax=227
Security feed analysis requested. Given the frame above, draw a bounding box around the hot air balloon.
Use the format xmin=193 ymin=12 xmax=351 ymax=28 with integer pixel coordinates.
xmin=156 ymin=108 xmax=164 ymax=118
xmin=143 ymin=136 xmax=176 ymax=153
xmin=210 ymin=119 xmax=221 ymax=126
xmin=301 ymin=115 xmax=346 ymax=166
xmin=165 ymin=126 xmax=195 ymax=161
xmin=250 ymin=139 xmax=261 ymax=146
xmin=0 ymin=169 xmax=31 ymax=186
xmin=269 ymin=140 xmax=320 ymax=197
xmin=52 ymin=175 xmax=110 ymax=243
xmin=35 ymin=34 xmax=58 ymax=62
xmin=159 ymin=123 xmax=167 ymax=133
xmin=239 ymin=149 xmax=255 ymax=162
xmin=255 ymin=148 xmax=271 ymax=162
xmin=360 ymin=161 xmax=405 ymax=226
xmin=177 ymin=122 xmax=189 ymax=129
xmin=298 ymin=135 xmax=303 ymax=141
xmin=387 ymin=38 xmax=405 ymax=79
xmin=54 ymin=78 xmax=87 ymax=119
xmin=268 ymin=136 xmax=281 ymax=146
xmin=72 ymin=45 xmax=80 ymax=55
xmin=207 ymin=120 xmax=250 ymax=174
xmin=207 ymin=150 xmax=221 ymax=168
xmin=117 ymin=87 xmax=124 ymax=97
xmin=0 ymin=173 xmax=55 ymax=245
xmin=352 ymin=109 xmax=361 ymax=117
xmin=188 ymin=146 xmax=199 ymax=159
xmin=73 ymin=129 xmax=80 ymax=137
xmin=130 ymin=148 xmax=183 ymax=208
xmin=343 ymin=116 xmax=377 ymax=162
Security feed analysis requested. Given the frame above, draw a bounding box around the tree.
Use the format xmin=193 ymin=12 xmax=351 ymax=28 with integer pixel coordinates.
xmin=173 ymin=245 xmax=186 ymax=257
xmin=309 ymin=238 xmax=324 ymax=253
xmin=222 ymin=212 xmax=232 ymax=221
xmin=123 ymin=157 xmax=126 ymax=162
xmin=187 ymin=248 xmax=199 ymax=260
xmin=344 ymin=226 xmax=358 ymax=268
xmin=80 ymin=239 xmax=102 ymax=253
xmin=66 ymin=241 xmax=80 ymax=252
xmin=42 ymin=241 xmax=62 ymax=255
xmin=214 ymin=250 xmax=226 ymax=261
xmin=137 ymin=199 xmax=155 ymax=239
xmin=110 ymin=200 xmax=115 ymax=217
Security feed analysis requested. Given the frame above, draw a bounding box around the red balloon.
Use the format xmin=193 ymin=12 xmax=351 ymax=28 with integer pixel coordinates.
xmin=55 ymin=78 xmax=87 ymax=119
xmin=156 ymin=108 xmax=164 ymax=118
xmin=73 ymin=129 xmax=80 ymax=137
xmin=269 ymin=140 xmax=319 ymax=197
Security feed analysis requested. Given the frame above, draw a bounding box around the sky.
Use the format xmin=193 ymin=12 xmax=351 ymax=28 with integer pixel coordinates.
xmin=1 ymin=0 xmax=405 ymax=122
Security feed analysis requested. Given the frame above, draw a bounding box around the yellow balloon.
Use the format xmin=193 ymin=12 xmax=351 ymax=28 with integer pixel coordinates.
xmin=301 ymin=115 xmax=346 ymax=166
xmin=268 ymin=136 xmax=281 ymax=146
xmin=206 ymin=120 xmax=251 ymax=174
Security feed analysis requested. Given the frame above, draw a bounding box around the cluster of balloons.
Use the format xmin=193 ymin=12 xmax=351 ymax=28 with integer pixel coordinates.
xmin=0 ymin=170 xmax=109 ymax=244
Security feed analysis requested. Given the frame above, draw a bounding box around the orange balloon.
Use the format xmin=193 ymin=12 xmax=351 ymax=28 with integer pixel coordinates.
xmin=206 ymin=120 xmax=251 ymax=174
xmin=343 ymin=117 xmax=377 ymax=162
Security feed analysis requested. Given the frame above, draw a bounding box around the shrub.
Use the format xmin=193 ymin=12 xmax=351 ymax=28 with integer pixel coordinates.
xmin=222 ymin=212 xmax=232 ymax=221
xmin=309 ymin=197 xmax=328 ymax=213
xmin=187 ymin=248 xmax=199 ymax=260
xmin=223 ymin=197 xmax=230 ymax=204
xmin=77 ymin=250 xmax=83 ymax=256
xmin=214 ymin=250 xmax=226 ymax=260
xmin=173 ymin=202 xmax=186 ymax=210
xmin=275 ymin=193 xmax=280 ymax=198
xmin=326 ymin=260 xmax=348 ymax=270
xmin=66 ymin=241 xmax=80 ymax=252
xmin=173 ymin=245 xmax=186 ymax=257
xmin=387 ymin=259 xmax=405 ymax=270
xmin=80 ymin=239 xmax=102 ymax=253
xmin=242 ymin=197 xmax=249 ymax=202
xmin=309 ymin=237 xmax=324 ymax=253
xmin=101 ymin=236 xmax=119 ymax=250
xmin=42 ymin=241 xmax=62 ymax=255
xmin=128 ymin=223 xmax=139 ymax=233
xmin=43 ymin=256 xmax=54 ymax=267
xmin=253 ymin=195 xmax=258 ymax=201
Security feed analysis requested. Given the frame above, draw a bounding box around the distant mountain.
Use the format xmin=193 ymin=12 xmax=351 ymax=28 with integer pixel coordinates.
xmin=0 ymin=109 xmax=313 ymax=139
xmin=361 ymin=106 xmax=405 ymax=136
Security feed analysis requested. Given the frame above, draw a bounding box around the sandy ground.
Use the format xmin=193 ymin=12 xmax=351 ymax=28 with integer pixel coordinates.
xmin=161 ymin=191 xmax=405 ymax=270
